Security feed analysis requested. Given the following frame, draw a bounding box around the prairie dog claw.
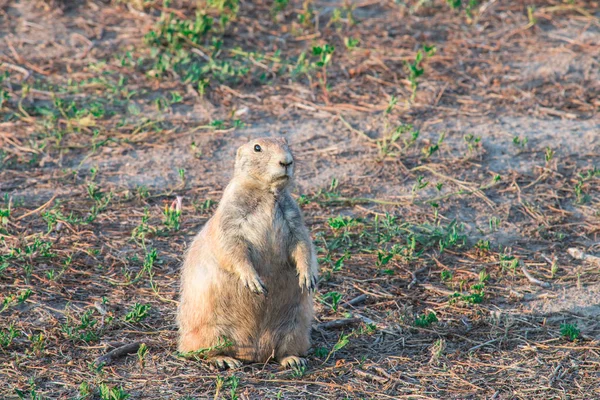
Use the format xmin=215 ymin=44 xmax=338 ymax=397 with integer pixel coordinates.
xmin=240 ymin=271 xmax=267 ymax=295
xmin=280 ymin=356 xmax=307 ymax=369
xmin=210 ymin=356 xmax=242 ymax=369
xmin=298 ymin=270 xmax=317 ymax=293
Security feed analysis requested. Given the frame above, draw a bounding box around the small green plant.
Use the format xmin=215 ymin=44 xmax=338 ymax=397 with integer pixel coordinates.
xmin=573 ymin=167 xmax=599 ymax=204
xmin=475 ymin=239 xmax=490 ymax=252
xmin=29 ymin=332 xmax=45 ymax=356
xmin=446 ymin=0 xmax=461 ymax=9
xmin=465 ymin=0 xmax=480 ymax=17
xmin=0 ymin=323 xmax=20 ymax=348
xmin=86 ymin=182 xmax=103 ymax=203
xmin=163 ymin=197 xmax=182 ymax=231
xmin=227 ymin=375 xmax=240 ymax=400
xmin=560 ymin=323 xmax=580 ymax=341
xmin=272 ymin=0 xmax=289 ymax=13
xmin=311 ymin=43 xmax=335 ymax=100
xmin=14 ymin=377 xmax=43 ymax=400
xmin=450 ymin=283 xmax=486 ymax=305
xmin=131 ymin=207 xmax=154 ymax=242
xmin=422 ymin=132 xmax=445 ymax=158
xmin=430 ymin=338 xmax=446 ymax=362
xmin=85 ymin=182 xmax=113 ymax=223
xmin=344 ymin=37 xmax=359 ymax=50
xmin=405 ymin=45 xmax=435 ymax=101
xmin=500 ymin=252 xmax=519 ymax=271
xmin=291 ymin=364 xmax=307 ymax=377
xmin=330 ymin=251 xmax=350 ymax=272
xmin=328 ymin=216 xmax=357 ymax=230
xmin=357 ymin=323 xmax=377 ymax=335
xmin=512 ymin=135 xmax=528 ymax=148
xmin=527 ymin=6 xmax=537 ymax=26
xmin=412 ymin=176 xmax=429 ymax=194
xmin=550 ymin=259 xmax=559 ymax=278
xmin=137 ymin=185 xmax=150 ymax=199
xmin=440 ymin=270 xmax=453 ymax=282
xmin=328 ymin=3 xmax=356 ymax=29
xmin=17 ymin=289 xmax=32 ymax=304
xmin=376 ymin=122 xmax=420 ymax=160
xmin=574 ymin=180 xmax=588 ymax=204
xmin=478 ymin=269 xmax=490 ymax=284
xmin=445 ymin=0 xmax=480 ymax=17
xmin=464 ymin=134 xmax=482 ymax=153
xmin=413 ymin=219 xmax=466 ymax=254
xmin=0 ymin=205 xmax=10 ymax=226
xmin=297 ymin=0 xmax=314 ymax=27
xmin=98 ymin=383 xmax=130 ymax=400
xmin=314 ymin=347 xmax=328 ymax=358
xmin=79 ymin=382 xmax=91 ymax=398
xmin=137 ymin=343 xmax=148 ymax=369
xmin=61 ymin=309 xmax=103 ymax=343
xmin=376 ymin=250 xmax=394 ymax=269
xmin=489 ymin=216 xmax=500 ymax=232
xmin=323 ymin=332 xmax=351 ymax=363
xmin=414 ymin=311 xmax=438 ymax=328
xmin=124 ymin=303 xmax=151 ymax=323
xmin=178 ymin=336 xmax=233 ymax=360
xmin=544 ymin=147 xmax=555 ymax=163
xmin=320 ymin=291 xmax=343 ymax=312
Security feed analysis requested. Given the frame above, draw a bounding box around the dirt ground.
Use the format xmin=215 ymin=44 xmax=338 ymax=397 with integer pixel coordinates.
xmin=1 ymin=0 xmax=599 ymax=399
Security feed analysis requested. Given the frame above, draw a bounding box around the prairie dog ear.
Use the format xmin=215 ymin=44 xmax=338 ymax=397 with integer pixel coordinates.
xmin=236 ymin=145 xmax=243 ymax=160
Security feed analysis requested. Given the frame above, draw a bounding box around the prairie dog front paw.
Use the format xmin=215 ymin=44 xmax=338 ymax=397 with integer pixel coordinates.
xmin=298 ymin=269 xmax=317 ymax=293
xmin=239 ymin=271 xmax=267 ymax=295
xmin=280 ymin=356 xmax=307 ymax=369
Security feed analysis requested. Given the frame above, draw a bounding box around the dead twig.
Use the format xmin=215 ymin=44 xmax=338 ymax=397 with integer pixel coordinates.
xmin=15 ymin=195 xmax=57 ymax=221
xmin=342 ymin=294 xmax=367 ymax=308
xmin=568 ymin=248 xmax=600 ymax=267
xmin=407 ymin=266 xmax=429 ymax=289
xmin=0 ymin=61 xmax=31 ymax=81
xmin=314 ymin=318 xmax=360 ymax=331
xmin=95 ymin=342 xmax=142 ymax=365
xmin=354 ymin=369 xmax=389 ymax=383
xmin=521 ymin=264 xmax=551 ymax=288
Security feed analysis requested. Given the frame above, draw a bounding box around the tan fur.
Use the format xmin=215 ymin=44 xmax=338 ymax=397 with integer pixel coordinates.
xmin=177 ymin=137 xmax=318 ymax=367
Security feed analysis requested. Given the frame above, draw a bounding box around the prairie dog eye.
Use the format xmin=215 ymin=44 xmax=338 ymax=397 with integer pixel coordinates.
xmin=254 ymin=144 xmax=262 ymax=152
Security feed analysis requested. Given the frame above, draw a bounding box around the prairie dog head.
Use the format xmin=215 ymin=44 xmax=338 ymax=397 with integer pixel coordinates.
xmin=234 ymin=137 xmax=294 ymax=190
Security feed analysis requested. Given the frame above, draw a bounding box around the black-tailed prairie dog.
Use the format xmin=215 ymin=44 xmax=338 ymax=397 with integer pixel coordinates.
xmin=177 ymin=137 xmax=318 ymax=369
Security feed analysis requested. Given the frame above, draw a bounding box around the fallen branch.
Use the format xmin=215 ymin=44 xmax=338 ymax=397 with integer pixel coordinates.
xmin=521 ymin=265 xmax=551 ymax=288
xmin=568 ymin=248 xmax=600 ymax=267
xmin=468 ymin=337 xmax=501 ymax=352
xmin=16 ymin=195 xmax=57 ymax=221
xmin=421 ymin=284 xmax=456 ymax=297
xmin=96 ymin=342 xmax=142 ymax=365
xmin=407 ymin=266 xmax=429 ymax=289
xmin=354 ymin=369 xmax=389 ymax=383
xmin=0 ymin=62 xmax=31 ymax=81
xmin=314 ymin=318 xmax=360 ymax=331
xmin=342 ymin=294 xmax=367 ymax=308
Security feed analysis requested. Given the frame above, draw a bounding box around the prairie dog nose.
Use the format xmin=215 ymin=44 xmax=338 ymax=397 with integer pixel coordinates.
xmin=279 ymin=153 xmax=293 ymax=167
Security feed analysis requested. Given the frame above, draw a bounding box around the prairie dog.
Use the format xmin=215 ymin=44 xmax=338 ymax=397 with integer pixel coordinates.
xmin=177 ymin=137 xmax=318 ymax=369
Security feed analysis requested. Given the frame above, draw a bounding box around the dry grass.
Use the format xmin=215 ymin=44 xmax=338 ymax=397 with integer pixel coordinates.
xmin=1 ymin=0 xmax=599 ymax=399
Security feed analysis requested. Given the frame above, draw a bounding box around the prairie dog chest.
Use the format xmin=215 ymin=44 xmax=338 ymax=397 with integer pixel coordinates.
xmin=240 ymin=198 xmax=296 ymax=259
xmin=246 ymin=202 xmax=291 ymax=242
